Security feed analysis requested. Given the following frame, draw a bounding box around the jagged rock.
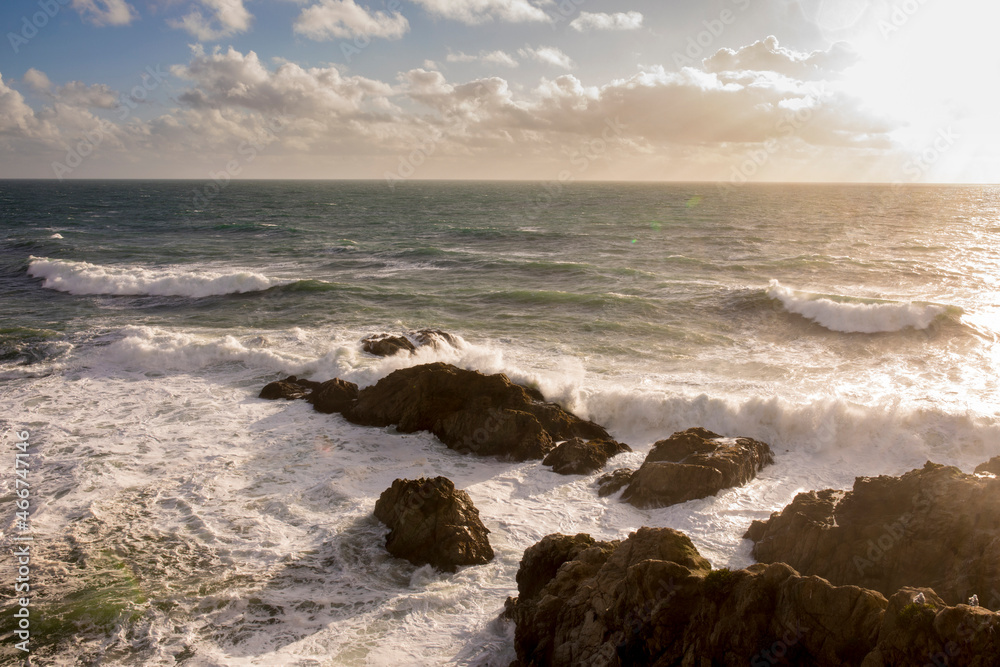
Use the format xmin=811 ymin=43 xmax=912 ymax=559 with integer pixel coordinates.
xmin=596 ymin=468 xmax=634 ymax=497
xmin=975 ymin=456 xmax=1000 ymax=476
xmin=542 ymin=438 xmax=632 ymax=475
xmin=258 ymin=376 xmax=320 ymax=400
xmin=373 ymin=477 xmax=493 ymax=573
xmin=362 ymin=334 xmax=416 ymax=357
xmin=746 ymin=462 xmax=1000 ymax=606
xmin=344 ymin=363 xmax=610 ymax=461
xmin=620 ymin=427 xmax=774 ymax=508
xmin=308 ymin=378 xmax=359 ymax=414
xmin=410 ymin=329 xmax=460 ymax=349
xmin=506 ymin=527 xmax=1000 ymax=666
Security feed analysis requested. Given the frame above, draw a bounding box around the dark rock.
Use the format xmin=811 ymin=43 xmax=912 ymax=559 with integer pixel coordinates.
xmin=258 ymin=376 xmax=319 ymax=400
xmin=373 ymin=476 xmax=493 ymax=573
xmin=506 ymin=526 xmax=1000 ymax=666
xmin=975 ymin=456 xmax=1000 ymax=476
xmin=308 ymin=378 xmax=359 ymax=414
xmin=620 ymin=427 xmax=774 ymax=508
xmin=746 ymin=462 xmax=1000 ymax=606
xmin=344 ymin=362 xmax=611 ymax=461
xmin=410 ymin=329 xmax=460 ymax=349
xmin=596 ymin=468 xmax=634 ymax=497
xmin=362 ymin=334 xmax=416 ymax=357
xmin=542 ymin=438 xmax=632 ymax=475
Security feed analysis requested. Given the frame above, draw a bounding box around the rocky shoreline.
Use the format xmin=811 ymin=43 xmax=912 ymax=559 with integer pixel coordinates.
xmin=259 ymin=335 xmax=1000 ymax=666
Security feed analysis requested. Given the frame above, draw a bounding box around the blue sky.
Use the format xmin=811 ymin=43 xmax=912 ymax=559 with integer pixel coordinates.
xmin=1 ymin=0 xmax=997 ymax=181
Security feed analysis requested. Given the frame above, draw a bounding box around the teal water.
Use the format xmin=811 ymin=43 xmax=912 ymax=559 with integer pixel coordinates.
xmin=1 ymin=181 xmax=998 ymax=664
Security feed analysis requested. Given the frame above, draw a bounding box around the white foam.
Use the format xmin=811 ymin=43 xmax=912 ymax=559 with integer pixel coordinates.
xmin=50 ymin=233 xmax=63 ymax=239
xmin=767 ymin=280 xmax=950 ymax=333
xmin=27 ymin=256 xmax=287 ymax=297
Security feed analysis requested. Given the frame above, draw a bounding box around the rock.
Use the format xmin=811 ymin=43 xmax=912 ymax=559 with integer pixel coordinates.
xmin=620 ymin=427 xmax=774 ymax=508
xmin=596 ymin=468 xmax=634 ymax=497
xmin=542 ymin=438 xmax=632 ymax=475
xmin=410 ymin=329 xmax=460 ymax=349
xmin=362 ymin=334 xmax=416 ymax=357
xmin=308 ymin=378 xmax=359 ymax=414
xmin=506 ymin=527 xmax=1000 ymax=666
xmin=746 ymin=462 xmax=1000 ymax=606
xmin=975 ymin=456 xmax=1000 ymax=476
xmin=506 ymin=526 xmax=900 ymax=666
xmin=344 ymin=363 xmax=611 ymax=461
xmin=258 ymin=376 xmax=320 ymax=400
xmin=373 ymin=476 xmax=493 ymax=573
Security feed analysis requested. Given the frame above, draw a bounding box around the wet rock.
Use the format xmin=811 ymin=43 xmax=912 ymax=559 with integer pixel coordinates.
xmin=258 ymin=376 xmax=320 ymax=400
xmin=373 ymin=476 xmax=493 ymax=573
xmin=746 ymin=462 xmax=1000 ymax=606
xmin=542 ymin=438 xmax=632 ymax=475
xmin=308 ymin=378 xmax=359 ymax=415
xmin=362 ymin=334 xmax=416 ymax=357
xmin=975 ymin=456 xmax=1000 ymax=476
xmin=410 ymin=328 xmax=460 ymax=349
xmin=620 ymin=427 xmax=774 ymax=508
xmin=344 ymin=362 xmax=611 ymax=461
xmin=595 ymin=468 xmax=634 ymax=497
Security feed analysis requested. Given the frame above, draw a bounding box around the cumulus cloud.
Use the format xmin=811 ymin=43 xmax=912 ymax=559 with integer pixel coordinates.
xmin=518 ymin=46 xmax=574 ymax=69
xmin=569 ymin=11 xmax=643 ymax=32
xmin=411 ymin=0 xmax=549 ymax=25
xmin=72 ymin=0 xmax=137 ymax=26
xmin=23 ymin=69 xmax=53 ymax=94
xmin=169 ymin=0 xmax=252 ymax=41
xmin=703 ymin=36 xmax=860 ymax=80
xmin=294 ymin=0 xmax=409 ymax=41
xmin=446 ymin=50 xmax=519 ymax=67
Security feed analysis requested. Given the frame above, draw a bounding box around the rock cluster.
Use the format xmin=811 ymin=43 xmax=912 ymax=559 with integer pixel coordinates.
xmin=361 ymin=329 xmax=461 ymax=357
xmin=542 ymin=437 xmax=631 ymax=475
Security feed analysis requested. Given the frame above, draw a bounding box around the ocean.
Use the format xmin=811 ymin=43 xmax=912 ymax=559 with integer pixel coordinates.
xmin=1 ymin=180 xmax=998 ymax=665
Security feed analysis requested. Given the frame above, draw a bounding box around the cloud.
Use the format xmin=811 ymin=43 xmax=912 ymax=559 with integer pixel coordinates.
xmin=703 ymin=36 xmax=860 ymax=80
xmin=446 ymin=50 xmax=519 ymax=67
xmin=71 ymin=0 xmax=137 ymax=26
xmin=23 ymin=69 xmax=53 ymax=94
xmin=294 ymin=0 xmax=409 ymax=41
xmin=518 ymin=46 xmax=574 ymax=70
xmin=168 ymin=0 xmax=252 ymax=41
xmin=411 ymin=0 xmax=549 ymax=25
xmin=569 ymin=11 xmax=643 ymax=32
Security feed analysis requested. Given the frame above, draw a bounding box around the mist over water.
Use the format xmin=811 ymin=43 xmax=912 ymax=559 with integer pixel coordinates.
xmin=2 ymin=181 xmax=999 ymax=664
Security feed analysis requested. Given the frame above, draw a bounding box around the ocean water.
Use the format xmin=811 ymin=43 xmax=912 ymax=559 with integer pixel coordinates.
xmin=1 ymin=180 xmax=998 ymax=665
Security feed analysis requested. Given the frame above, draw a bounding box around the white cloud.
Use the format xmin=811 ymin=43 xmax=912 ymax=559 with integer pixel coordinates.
xmin=169 ymin=0 xmax=252 ymax=41
xmin=23 ymin=69 xmax=53 ymax=94
xmin=446 ymin=50 xmax=518 ymax=67
xmin=569 ymin=11 xmax=643 ymax=32
xmin=411 ymin=0 xmax=549 ymax=25
xmin=294 ymin=0 xmax=409 ymax=41
xmin=518 ymin=46 xmax=574 ymax=70
xmin=703 ymin=36 xmax=859 ymax=80
xmin=72 ymin=0 xmax=137 ymax=26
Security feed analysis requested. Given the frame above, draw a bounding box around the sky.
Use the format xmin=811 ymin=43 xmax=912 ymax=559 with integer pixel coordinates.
xmin=0 ymin=0 xmax=997 ymax=182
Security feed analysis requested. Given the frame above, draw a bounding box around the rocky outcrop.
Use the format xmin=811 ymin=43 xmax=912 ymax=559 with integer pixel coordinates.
xmin=373 ymin=477 xmax=493 ymax=573
xmin=746 ymin=462 xmax=1000 ymax=606
xmin=975 ymin=456 xmax=1000 ymax=476
xmin=504 ymin=527 xmax=1000 ymax=667
xmin=619 ymin=427 xmax=774 ymax=508
xmin=542 ymin=438 xmax=632 ymax=475
xmin=362 ymin=334 xmax=416 ymax=357
xmin=596 ymin=469 xmax=634 ymax=497
xmin=259 ymin=376 xmax=321 ymax=400
xmin=361 ymin=329 xmax=461 ymax=357
xmin=308 ymin=378 xmax=359 ymax=415
xmin=344 ymin=362 xmax=611 ymax=461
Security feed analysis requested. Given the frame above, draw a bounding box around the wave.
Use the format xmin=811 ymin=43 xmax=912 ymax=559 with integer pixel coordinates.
xmin=766 ymin=280 xmax=958 ymax=333
xmin=27 ymin=257 xmax=291 ymax=298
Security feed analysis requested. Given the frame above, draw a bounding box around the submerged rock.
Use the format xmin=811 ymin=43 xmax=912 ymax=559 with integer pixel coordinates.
xmin=542 ymin=438 xmax=632 ymax=475
xmin=746 ymin=462 xmax=1000 ymax=606
xmin=362 ymin=333 xmax=416 ymax=357
xmin=373 ymin=476 xmax=493 ymax=573
xmin=504 ymin=527 xmax=1000 ymax=666
xmin=344 ymin=362 xmax=610 ymax=461
xmin=595 ymin=468 xmax=635 ymax=497
xmin=620 ymin=427 xmax=774 ymax=508
xmin=258 ymin=376 xmax=320 ymax=400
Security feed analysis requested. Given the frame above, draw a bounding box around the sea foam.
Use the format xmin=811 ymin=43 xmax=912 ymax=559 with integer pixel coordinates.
xmin=27 ymin=256 xmax=287 ymax=297
xmin=767 ymin=280 xmax=952 ymax=333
